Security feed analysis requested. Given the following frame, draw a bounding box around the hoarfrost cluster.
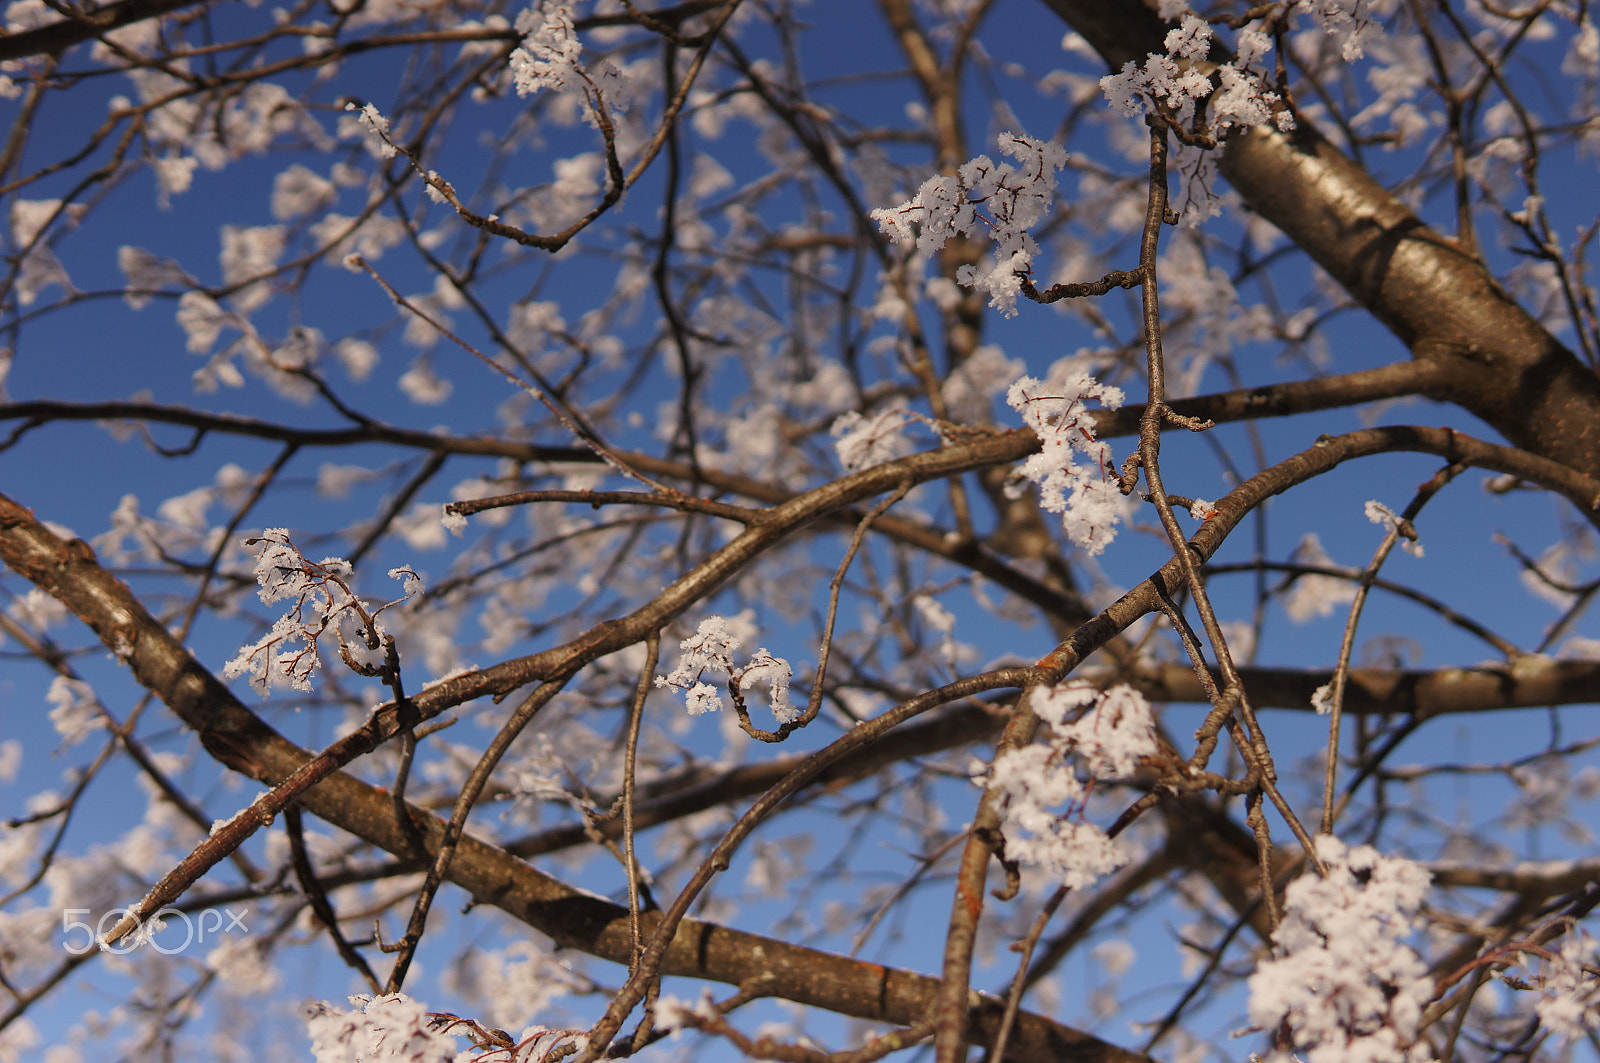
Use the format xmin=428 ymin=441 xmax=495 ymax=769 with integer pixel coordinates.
xmin=509 ymin=3 xmax=583 ymax=98
xmin=983 ymin=682 xmax=1158 ymax=889
xmin=1102 ymin=13 xmax=1290 ymax=130
xmin=1283 ymin=533 xmax=1358 ymax=623
xmin=1005 ymin=372 xmax=1127 ymax=556
xmin=1366 ymin=499 xmax=1425 ymax=558
xmin=870 ymin=132 xmax=1069 ymax=316
xmin=306 ymin=992 xmax=598 ymax=1063
xmin=1530 ymin=930 xmax=1600 ymax=1041
xmin=655 ymin=615 xmax=796 ymax=724
xmin=1100 ymin=13 xmax=1290 ymax=221
xmin=345 ymin=102 xmax=398 ymax=161
xmin=221 ymin=530 xmax=419 ymax=696
xmin=830 ymin=408 xmax=914 ymax=472
xmin=1247 ymin=835 xmax=1435 ymax=1063
xmin=306 ymin=994 xmax=456 ymax=1063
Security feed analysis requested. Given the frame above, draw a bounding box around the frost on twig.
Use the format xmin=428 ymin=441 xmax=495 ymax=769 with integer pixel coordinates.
xmin=509 ymin=3 xmax=583 ymax=97
xmin=223 ymin=530 xmax=421 ymax=696
xmin=1101 ymin=14 xmax=1289 ymax=138
xmin=830 ymin=408 xmax=913 ymax=472
xmin=509 ymin=2 xmax=634 ymax=127
xmin=870 ymin=132 xmax=1068 ymax=316
xmin=981 ymin=682 xmax=1158 ymax=890
xmin=1296 ymin=0 xmax=1382 ymax=63
xmin=655 ymin=615 xmax=796 ymax=725
xmin=1365 ymin=500 xmax=1424 ymax=557
xmin=1529 ymin=929 xmax=1600 ymax=1040
xmin=1101 ymin=14 xmax=1291 ymax=222
xmin=345 ymin=102 xmax=398 ymax=161
xmin=306 ymin=993 xmax=458 ymax=1063
xmin=1247 ymin=835 xmax=1435 ymax=1063
xmin=1005 ymin=372 xmax=1127 ymax=556
xmin=306 ymin=991 xmax=587 ymax=1062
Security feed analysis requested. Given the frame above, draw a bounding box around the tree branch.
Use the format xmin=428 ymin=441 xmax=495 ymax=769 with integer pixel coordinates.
xmin=1037 ymin=0 xmax=1600 ymax=480
xmin=0 ymin=490 xmax=1145 ymax=1063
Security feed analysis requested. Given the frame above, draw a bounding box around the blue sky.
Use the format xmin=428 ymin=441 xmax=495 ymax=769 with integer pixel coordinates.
xmin=3 ymin=1 xmax=1599 ymax=1060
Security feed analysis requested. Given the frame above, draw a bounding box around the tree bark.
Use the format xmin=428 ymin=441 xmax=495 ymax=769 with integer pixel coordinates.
xmin=1037 ymin=0 xmax=1600 ymax=479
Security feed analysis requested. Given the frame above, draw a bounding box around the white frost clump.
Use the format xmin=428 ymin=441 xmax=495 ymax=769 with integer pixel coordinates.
xmin=397 ymin=357 xmax=453 ymax=405
xmin=207 ymin=935 xmax=279 ymax=997
xmin=1100 ymin=15 xmax=1291 ymax=222
xmin=942 ymin=343 xmax=1025 ymax=422
xmin=659 ymin=616 xmax=739 ymax=692
xmin=1533 ymin=930 xmax=1600 ymax=1040
xmin=1006 ymin=373 xmax=1126 ymax=556
xmin=224 ymin=531 xmax=357 ymax=695
xmin=387 ymin=566 xmax=424 ymax=597
xmin=984 ymin=682 xmax=1157 ymax=889
xmin=509 ymin=3 xmax=582 ymax=97
xmin=342 ymin=101 xmax=397 ymax=160
xmin=10 ymin=198 xmax=82 ymax=307
xmin=830 ymin=408 xmax=912 ymax=472
xmin=1247 ymin=835 xmax=1436 ymax=1063
xmin=46 ymin=676 xmax=103 ymax=747
xmin=654 ymin=991 xmax=722 ymax=1034
xmin=1297 ymin=0 xmax=1382 ymax=62
xmin=1283 ymin=532 xmax=1356 ymax=622
xmin=244 ymin=531 xmax=323 ymax=609
xmin=1101 ymin=16 xmax=1288 ymax=134
xmin=305 ymin=993 xmax=457 ymax=1063
xmin=0 ymin=739 xmax=20 ymax=784
xmin=655 ymin=615 xmax=795 ymax=723
xmin=223 ymin=530 xmax=418 ymax=696
xmin=441 ymin=939 xmax=588 ymax=1034
xmin=117 ymin=245 xmax=190 ymax=310
xmin=1365 ymin=500 xmax=1424 ymax=557
xmin=738 ymin=648 xmax=794 ymax=722
xmin=870 ymin=132 xmax=1068 ymax=316
xmin=271 ymin=164 xmax=337 ymax=221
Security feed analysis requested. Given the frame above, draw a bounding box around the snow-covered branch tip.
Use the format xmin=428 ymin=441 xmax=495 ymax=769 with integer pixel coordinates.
xmin=870 ymin=132 xmax=1068 ymax=316
xmin=1247 ymin=835 xmax=1435 ymax=1063
xmin=222 ymin=530 xmax=421 ymax=696
xmin=654 ymin=614 xmax=796 ymax=725
xmin=509 ymin=3 xmax=583 ymax=97
xmin=981 ymin=681 xmax=1158 ymax=890
xmin=1366 ymin=499 xmax=1424 ymax=557
xmin=1005 ymin=371 xmax=1127 ymax=556
xmin=307 ymin=992 xmax=588 ymax=1063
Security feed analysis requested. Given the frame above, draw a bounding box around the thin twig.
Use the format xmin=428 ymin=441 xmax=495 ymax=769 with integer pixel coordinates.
xmin=624 ymin=632 xmax=662 ymax=970
xmin=285 ymin=804 xmax=382 ymax=993
xmin=1319 ymin=462 xmax=1464 ymax=834
xmin=349 ymin=255 xmax=675 ymax=495
xmin=382 ymin=676 xmax=570 ymax=991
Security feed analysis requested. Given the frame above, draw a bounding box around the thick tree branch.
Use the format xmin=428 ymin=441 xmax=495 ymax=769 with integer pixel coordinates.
xmin=0 ymin=491 xmax=1144 ymax=1063
xmin=1036 ymin=0 xmax=1600 ymax=480
xmin=3 ymin=425 xmax=1594 ymax=1057
xmin=0 ymin=359 xmax=1448 ymax=463
xmin=0 ymin=0 xmax=727 ymax=63
xmin=0 ymin=0 xmax=204 ymax=64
